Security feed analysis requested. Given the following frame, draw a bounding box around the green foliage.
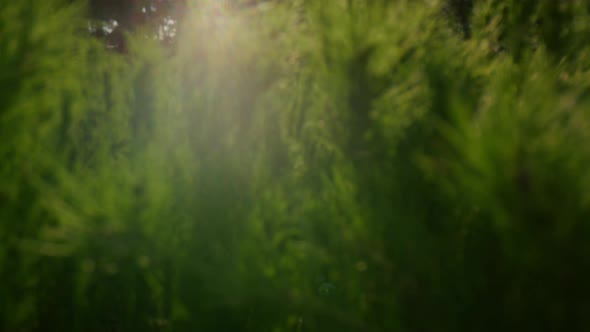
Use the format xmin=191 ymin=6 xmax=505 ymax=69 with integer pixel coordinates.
xmin=2 ymin=0 xmax=590 ymax=331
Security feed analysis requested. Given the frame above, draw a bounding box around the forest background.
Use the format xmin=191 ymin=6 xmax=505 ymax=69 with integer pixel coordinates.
xmin=2 ymin=0 xmax=590 ymax=331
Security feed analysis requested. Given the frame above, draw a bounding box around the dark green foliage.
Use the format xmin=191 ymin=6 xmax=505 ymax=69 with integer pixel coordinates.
xmin=2 ymin=0 xmax=590 ymax=331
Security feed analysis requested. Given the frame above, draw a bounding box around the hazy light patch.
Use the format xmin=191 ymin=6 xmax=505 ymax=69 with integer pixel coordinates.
xmin=198 ymin=1 xmax=236 ymax=35
xmin=184 ymin=1 xmax=252 ymax=62
xmin=175 ymin=0 xmax=267 ymax=140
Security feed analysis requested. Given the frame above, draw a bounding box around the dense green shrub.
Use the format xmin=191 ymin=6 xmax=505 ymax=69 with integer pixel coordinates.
xmin=1 ymin=0 xmax=590 ymax=331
